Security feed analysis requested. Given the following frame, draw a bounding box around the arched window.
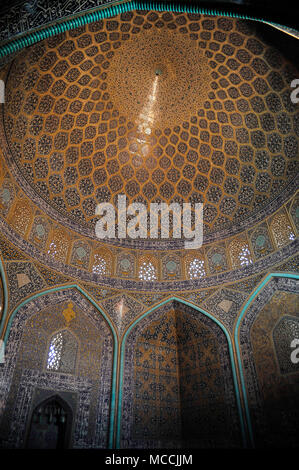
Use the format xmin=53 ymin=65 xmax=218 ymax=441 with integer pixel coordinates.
xmin=47 ymin=229 xmax=70 ymax=262
xmin=92 ymin=249 xmax=112 ymax=275
xmin=92 ymin=254 xmax=108 ymax=275
xmin=47 ymin=330 xmax=78 ymax=374
xmin=9 ymin=200 xmax=32 ymax=235
xmin=187 ymin=256 xmax=206 ymax=279
xmin=270 ymin=211 xmax=295 ymax=249
xmin=229 ymin=238 xmax=253 ymax=269
xmin=138 ymin=259 xmax=157 ymax=281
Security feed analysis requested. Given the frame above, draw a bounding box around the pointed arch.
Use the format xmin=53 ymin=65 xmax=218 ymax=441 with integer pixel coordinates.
xmin=47 ymin=227 xmax=71 ymax=262
xmin=0 ymin=283 xmax=118 ymax=449
xmin=8 ymin=199 xmax=32 ymax=236
xmin=184 ymin=251 xmax=206 ymax=279
xmin=26 ymin=393 xmax=73 ymax=449
xmin=228 ymin=236 xmax=253 ymax=269
xmin=235 ymin=272 xmax=299 ymax=448
xmin=117 ymin=296 xmax=247 ymax=449
xmin=270 ymin=210 xmax=296 ymax=249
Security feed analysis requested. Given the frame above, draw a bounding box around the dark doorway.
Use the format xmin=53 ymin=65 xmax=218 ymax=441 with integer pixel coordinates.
xmin=26 ymin=395 xmax=72 ymax=449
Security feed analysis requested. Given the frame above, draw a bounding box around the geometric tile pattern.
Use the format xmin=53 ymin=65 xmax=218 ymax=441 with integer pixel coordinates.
xmin=202 ymin=287 xmax=247 ymax=331
xmin=0 ymin=288 xmax=113 ymax=448
xmin=241 ymin=282 xmax=299 ymax=447
xmin=121 ymin=300 xmax=242 ymax=448
xmin=6 ymin=261 xmax=46 ymax=310
xmin=100 ymin=293 xmax=145 ymax=334
xmin=3 ymin=13 xmax=298 ymax=242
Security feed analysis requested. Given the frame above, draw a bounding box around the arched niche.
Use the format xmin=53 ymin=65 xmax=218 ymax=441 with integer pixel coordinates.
xmin=238 ymin=275 xmax=299 ymax=448
xmin=119 ymin=299 xmax=242 ymax=449
xmin=26 ymin=394 xmax=73 ymax=449
xmin=0 ymin=287 xmax=114 ymax=449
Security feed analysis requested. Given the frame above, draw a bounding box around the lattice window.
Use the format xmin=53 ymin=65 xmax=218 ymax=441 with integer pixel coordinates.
xmin=271 ymin=212 xmax=295 ymax=249
xmin=47 ymin=332 xmax=63 ymax=371
xmin=229 ymin=239 xmax=253 ymax=269
xmin=138 ymin=260 xmax=157 ymax=281
xmin=47 ymin=230 xmax=69 ymax=261
xmin=188 ymin=257 xmax=206 ymax=279
xmin=92 ymin=253 xmax=108 ymax=275
xmin=46 ymin=330 xmax=78 ymax=373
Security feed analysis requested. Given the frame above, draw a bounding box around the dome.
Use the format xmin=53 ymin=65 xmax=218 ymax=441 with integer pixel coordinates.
xmin=1 ymin=11 xmax=298 ymax=252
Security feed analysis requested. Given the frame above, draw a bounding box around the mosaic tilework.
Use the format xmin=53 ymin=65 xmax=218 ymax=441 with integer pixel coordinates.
xmin=0 ymin=288 xmax=113 ymax=448
xmin=121 ymin=300 xmax=241 ymax=448
xmin=127 ymin=292 xmax=170 ymax=308
xmin=100 ymin=293 xmax=145 ymax=334
xmin=239 ymin=277 xmax=299 ymax=447
xmin=80 ymin=283 xmax=118 ymax=302
xmin=4 ymin=369 xmax=92 ymax=448
xmin=227 ymin=273 xmax=265 ymax=294
xmin=70 ymin=239 xmax=91 ymax=270
xmin=1 ymin=216 xmax=298 ymax=291
xmin=249 ymin=223 xmax=274 ymax=260
xmin=270 ymin=209 xmax=296 ymax=249
xmin=8 ymin=199 xmax=32 ymax=237
xmin=116 ymin=251 xmax=136 ymax=278
xmin=161 ymin=253 xmax=181 ymax=280
xmin=275 ymin=253 xmax=299 ymax=273
xmin=180 ymin=288 xmax=217 ymax=306
xmin=0 ymin=0 xmax=116 ymax=41
xmin=6 ymin=261 xmax=46 ymax=309
xmin=0 ymin=233 xmax=27 ymax=260
xmin=229 ymin=236 xmax=253 ymax=269
xmin=28 ymin=214 xmax=51 ymax=250
xmin=47 ymin=228 xmax=70 ymax=262
xmin=202 ymin=287 xmax=247 ymax=331
xmin=0 ymin=180 xmax=15 ymax=217
xmin=0 ymin=275 xmax=3 ymax=325
xmin=206 ymin=244 xmax=229 ymax=274
xmin=2 ymin=13 xmax=298 ymax=246
xmin=0 ymin=135 xmax=297 ymax=285
xmin=290 ymin=192 xmax=299 ymax=232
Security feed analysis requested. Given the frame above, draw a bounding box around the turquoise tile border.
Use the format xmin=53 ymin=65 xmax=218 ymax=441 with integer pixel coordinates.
xmin=1 ymin=0 xmax=296 ymax=60
xmin=116 ymin=296 xmax=248 ymax=449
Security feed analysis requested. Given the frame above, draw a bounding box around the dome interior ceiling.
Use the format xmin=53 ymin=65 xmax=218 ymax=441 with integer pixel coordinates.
xmin=2 ymin=10 xmax=299 ymax=245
